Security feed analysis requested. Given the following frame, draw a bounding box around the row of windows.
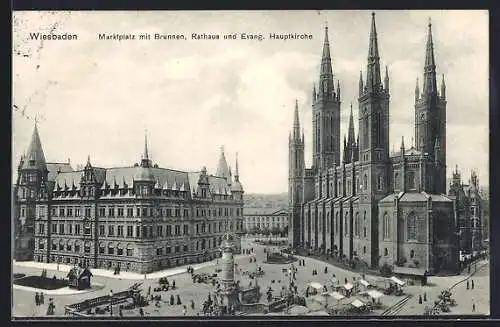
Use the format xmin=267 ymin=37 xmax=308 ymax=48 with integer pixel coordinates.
xmin=196 ymin=207 xmax=242 ymax=217
xmin=247 ymin=216 xmax=287 ymax=222
xmin=42 ymin=242 xmax=135 ymax=256
xmin=195 ymin=221 xmax=243 ymax=234
xmin=39 ymin=223 xmax=91 ymax=236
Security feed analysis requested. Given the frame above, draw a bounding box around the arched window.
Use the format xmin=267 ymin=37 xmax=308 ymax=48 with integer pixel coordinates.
xmin=408 ymin=171 xmax=415 ymax=189
xmin=363 ymin=246 xmax=366 ymax=254
xmin=383 ymin=213 xmax=390 ymax=240
xmin=394 ymin=172 xmax=400 ymax=189
xmin=335 ymin=212 xmax=339 ymax=234
xmin=363 ymin=117 xmax=369 ymax=149
xmin=378 ymin=174 xmax=384 ymax=190
xmin=407 ymin=213 xmax=418 ymax=241
xmin=344 ymin=212 xmax=349 ymax=236
xmin=363 ymin=174 xmax=368 ymax=190
xmin=363 ymin=212 xmax=367 ymax=238
xmin=354 ymin=212 xmax=360 ymax=237
xmin=384 ymin=248 xmax=388 ymax=256
xmin=327 ymin=212 xmax=330 ymax=233
xmin=410 ymin=250 xmax=415 ymax=258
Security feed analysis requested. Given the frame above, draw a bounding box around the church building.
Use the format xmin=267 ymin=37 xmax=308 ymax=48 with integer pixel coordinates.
xmin=288 ymin=13 xmax=460 ymax=275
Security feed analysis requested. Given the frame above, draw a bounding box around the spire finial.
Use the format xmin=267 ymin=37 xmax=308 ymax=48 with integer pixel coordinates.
xmin=144 ymin=129 xmax=149 ymax=160
xmin=235 ymin=152 xmax=240 ymax=180
xmin=428 ymin=16 xmax=432 ymax=27
xmin=221 ymin=145 xmax=225 ymax=154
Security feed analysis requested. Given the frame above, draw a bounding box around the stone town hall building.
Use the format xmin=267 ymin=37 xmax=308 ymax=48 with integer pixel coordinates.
xmin=13 ymin=126 xmax=244 ymax=273
xmin=288 ymin=13 xmax=461 ymax=274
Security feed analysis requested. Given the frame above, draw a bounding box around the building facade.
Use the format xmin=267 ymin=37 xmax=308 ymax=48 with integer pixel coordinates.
xmin=289 ymin=13 xmax=460 ymax=275
xmin=14 ymin=128 xmax=245 ymax=273
xmin=243 ymin=208 xmax=288 ymax=234
xmin=448 ymin=167 xmax=485 ymax=254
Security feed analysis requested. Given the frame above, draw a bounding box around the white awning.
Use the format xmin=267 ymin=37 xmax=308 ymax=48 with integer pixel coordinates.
xmin=367 ymin=290 xmax=384 ymax=299
xmin=309 ymin=282 xmax=323 ymax=290
xmin=351 ymin=299 xmax=365 ymax=308
xmin=359 ymin=279 xmax=370 ymax=287
xmin=390 ymin=276 xmax=406 ymax=286
xmin=328 ymin=291 xmax=345 ymax=300
xmin=344 ymin=282 xmax=354 ymax=290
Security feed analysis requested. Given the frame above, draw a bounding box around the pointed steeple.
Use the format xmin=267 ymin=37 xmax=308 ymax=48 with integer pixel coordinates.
xmin=384 ymin=65 xmax=389 ymax=93
xmin=319 ymin=22 xmax=334 ymax=100
xmin=22 ymin=122 xmax=47 ymax=171
xmin=293 ymin=99 xmax=301 ymax=140
xmin=141 ymin=130 xmax=151 ymax=168
xmin=347 ymin=103 xmax=355 ymax=147
xmin=336 ymin=80 xmax=341 ymax=101
xmin=423 ymin=18 xmax=438 ymax=98
xmin=441 ymin=74 xmax=446 ymax=99
xmin=312 ymin=84 xmax=316 ymax=102
xmin=366 ymin=12 xmax=382 ymax=92
xmin=216 ymin=145 xmax=230 ymax=180
xmin=415 ymin=77 xmax=420 ymax=102
xmin=359 ymin=70 xmax=364 ymax=97
xmin=234 ymin=152 xmax=240 ymax=182
xmin=343 ymin=135 xmax=348 ymax=163
xmin=400 ymin=136 xmax=405 ymax=153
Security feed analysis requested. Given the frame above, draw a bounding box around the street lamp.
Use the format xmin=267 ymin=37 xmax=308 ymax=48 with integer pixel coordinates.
xmin=109 ymin=290 xmax=114 ymax=316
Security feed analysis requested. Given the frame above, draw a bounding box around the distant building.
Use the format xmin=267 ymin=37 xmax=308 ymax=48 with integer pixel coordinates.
xmin=244 ymin=208 xmax=288 ymax=233
xmin=13 ymin=125 xmax=245 ymax=273
xmin=448 ymin=167 xmax=485 ymax=254
xmin=289 ymin=14 xmax=459 ymax=275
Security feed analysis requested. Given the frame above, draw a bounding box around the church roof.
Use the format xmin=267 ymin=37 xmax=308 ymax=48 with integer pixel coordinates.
xmin=400 ymin=192 xmax=452 ymax=202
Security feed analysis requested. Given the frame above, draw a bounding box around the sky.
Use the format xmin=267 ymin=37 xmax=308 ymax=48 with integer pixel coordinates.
xmin=12 ymin=10 xmax=489 ymax=194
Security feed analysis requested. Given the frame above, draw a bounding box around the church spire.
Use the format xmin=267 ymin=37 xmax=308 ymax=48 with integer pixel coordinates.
xmin=441 ymin=74 xmax=446 ymax=99
xmin=384 ymin=65 xmax=389 ymax=93
xmin=359 ymin=70 xmax=364 ymax=97
xmin=22 ymin=122 xmax=47 ymax=171
xmin=234 ymin=152 xmax=240 ymax=182
xmin=319 ymin=22 xmax=334 ymax=100
xmin=415 ymin=77 xmax=420 ymax=102
xmin=423 ymin=18 xmax=438 ymax=98
xmin=366 ymin=12 xmax=382 ymax=92
xmin=293 ymin=99 xmax=301 ymax=140
xmin=216 ymin=145 xmax=230 ymax=180
xmin=141 ymin=130 xmax=151 ymax=168
xmin=347 ymin=103 xmax=355 ymax=147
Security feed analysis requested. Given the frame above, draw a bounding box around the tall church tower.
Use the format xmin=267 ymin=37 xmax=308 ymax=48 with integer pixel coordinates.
xmin=414 ymin=19 xmax=447 ymax=194
xmin=312 ymin=24 xmax=341 ymax=171
xmin=358 ymin=13 xmax=391 ymax=267
xmin=288 ymin=100 xmax=304 ymax=247
xmin=15 ymin=122 xmax=50 ymax=260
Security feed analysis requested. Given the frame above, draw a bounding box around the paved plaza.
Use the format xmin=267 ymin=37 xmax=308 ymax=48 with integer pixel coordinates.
xmin=12 ymin=237 xmax=490 ymax=318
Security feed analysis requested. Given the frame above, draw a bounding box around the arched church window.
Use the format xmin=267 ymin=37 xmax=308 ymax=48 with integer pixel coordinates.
xmin=407 ymin=212 xmax=418 ymax=241
xmin=363 ymin=117 xmax=369 ymax=149
xmin=384 ymin=248 xmax=388 ymax=256
xmin=344 ymin=212 xmax=349 ymax=236
xmin=410 ymin=250 xmax=415 ymax=258
xmin=394 ymin=172 xmax=400 ymax=189
xmin=383 ymin=213 xmax=391 ymax=240
xmin=408 ymin=172 xmax=415 ymax=189
xmin=335 ymin=212 xmax=339 ymax=234
xmin=378 ymin=174 xmax=384 ymax=190
xmin=363 ymin=212 xmax=367 ymax=238
xmin=354 ymin=212 xmax=359 ymax=237
xmin=363 ymin=174 xmax=368 ymax=191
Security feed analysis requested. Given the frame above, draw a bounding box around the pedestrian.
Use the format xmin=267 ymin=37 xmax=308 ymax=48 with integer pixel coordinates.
xmin=472 ymin=302 xmax=476 ymax=312
xmin=35 ymin=292 xmax=40 ymax=306
xmin=40 ymin=292 xmax=45 ymax=305
xmin=183 ymin=305 xmax=187 ymax=316
xmin=418 ymin=294 xmax=422 ymax=304
xmin=173 ymin=280 xmax=176 ymax=289
xmin=472 ymin=280 xmax=475 ymax=290
xmin=191 ymin=300 xmax=195 ymax=310
xmin=139 ymin=307 xmax=144 ymax=317
xmin=423 ymin=292 xmax=427 ymax=302
xmin=466 ymin=280 xmax=470 ymax=290
xmin=345 ymin=277 xmax=348 ymax=284
xmin=119 ymin=308 xmax=123 ymax=317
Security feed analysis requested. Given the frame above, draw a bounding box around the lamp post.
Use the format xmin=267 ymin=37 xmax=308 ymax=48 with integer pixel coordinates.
xmin=109 ymin=290 xmax=114 ymax=316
